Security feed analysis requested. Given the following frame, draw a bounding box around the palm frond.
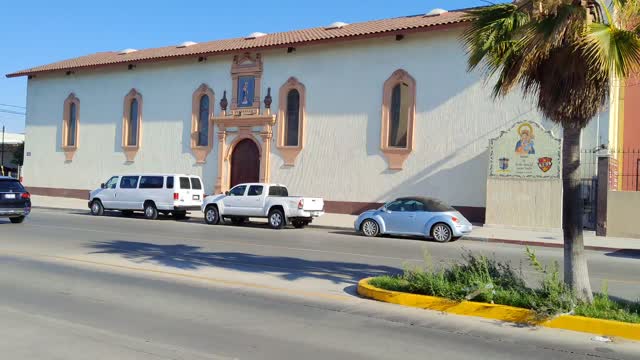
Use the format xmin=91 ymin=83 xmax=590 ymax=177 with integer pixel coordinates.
xmin=583 ymin=22 xmax=640 ymax=78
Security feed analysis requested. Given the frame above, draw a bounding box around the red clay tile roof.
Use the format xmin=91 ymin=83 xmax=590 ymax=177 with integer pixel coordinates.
xmin=6 ymin=10 xmax=470 ymax=78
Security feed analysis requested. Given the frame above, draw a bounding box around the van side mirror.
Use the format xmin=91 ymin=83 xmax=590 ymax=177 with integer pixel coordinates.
xmin=100 ymin=183 xmax=106 ymax=189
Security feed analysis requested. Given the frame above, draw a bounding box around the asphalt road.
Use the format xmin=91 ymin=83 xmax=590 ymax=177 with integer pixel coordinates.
xmin=0 ymin=209 xmax=639 ymax=359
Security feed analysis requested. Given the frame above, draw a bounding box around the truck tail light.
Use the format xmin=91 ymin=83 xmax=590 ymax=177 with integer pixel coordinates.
xmin=298 ymin=199 xmax=304 ymax=209
xmin=21 ymin=192 xmax=30 ymax=200
xmin=173 ymin=192 xmax=179 ymax=200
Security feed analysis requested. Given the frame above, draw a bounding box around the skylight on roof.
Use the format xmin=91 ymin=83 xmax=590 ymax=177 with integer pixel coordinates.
xmin=177 ymin=41 xmax=198 ymax=48
xmin=325 ymin=22 xmax=349 ymax=30
xmin=118 ymin=48 xmax=138 ymax=55
xmin=245 ymin=32 xmax=267 ymax=40
xmin=426 ymin=8 xmax=448 ymax=16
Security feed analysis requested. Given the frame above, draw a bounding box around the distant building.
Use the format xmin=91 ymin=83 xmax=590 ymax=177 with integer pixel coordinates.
xmin=6 ymin=8 xmax=612 ymax=222
xmin=0 ymin=132 xmax=24 ymax=170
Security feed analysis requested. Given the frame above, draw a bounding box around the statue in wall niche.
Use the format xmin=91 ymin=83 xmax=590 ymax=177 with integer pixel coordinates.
xmin=241 ymin=80 xmax=250 ymax=105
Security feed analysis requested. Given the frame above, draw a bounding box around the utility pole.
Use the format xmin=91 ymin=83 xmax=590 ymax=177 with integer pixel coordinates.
xmin=1 ymin=125 xmax=4 ymax=176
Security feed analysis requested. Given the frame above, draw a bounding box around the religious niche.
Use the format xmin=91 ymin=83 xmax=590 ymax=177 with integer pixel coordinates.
xmin=230 ymin=53 xmax=263 ymax=116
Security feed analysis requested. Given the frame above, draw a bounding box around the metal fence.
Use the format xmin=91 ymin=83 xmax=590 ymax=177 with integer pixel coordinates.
xmin=580 ymin=150 xmax=599 ymax=230
xmin=608 ymin=149 xmax=640 ymax=192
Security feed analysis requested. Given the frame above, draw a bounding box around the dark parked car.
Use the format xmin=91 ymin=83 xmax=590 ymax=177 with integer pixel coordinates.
xmin=0 ymin=176 xmax=31 ymax=223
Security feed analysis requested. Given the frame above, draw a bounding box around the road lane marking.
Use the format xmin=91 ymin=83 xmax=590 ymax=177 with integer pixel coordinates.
xmin=1 ymin=250 xmax=352 ymax=302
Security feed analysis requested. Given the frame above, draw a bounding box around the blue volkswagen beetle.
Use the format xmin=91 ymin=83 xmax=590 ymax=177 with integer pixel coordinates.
xmin=354 ymin=197 xmax=472 ymax=242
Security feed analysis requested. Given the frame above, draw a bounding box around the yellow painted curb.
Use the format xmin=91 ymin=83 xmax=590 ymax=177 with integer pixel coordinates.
xmin=358 ymin=278 xmax=640 ymax=342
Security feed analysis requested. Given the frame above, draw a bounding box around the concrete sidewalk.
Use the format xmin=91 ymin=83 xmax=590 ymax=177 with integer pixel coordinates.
xmin=30 ymin=195 xmax=640 ymax=251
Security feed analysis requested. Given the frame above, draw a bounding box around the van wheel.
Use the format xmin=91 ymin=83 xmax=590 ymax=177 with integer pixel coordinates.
xmin=144 ymin=202 xmax=158 ymax=220
xmin=268 ymin=209 xmax=285 ymax=230
xmin=10 ymin=216 xmax=25 ymax=224
xmin=431 ymin=223 xmax=453 ymax=243
xmin=204 ymin=206 xmax=220 ymax=225
xmin=90 ymin=200 xmax=104 ymax=216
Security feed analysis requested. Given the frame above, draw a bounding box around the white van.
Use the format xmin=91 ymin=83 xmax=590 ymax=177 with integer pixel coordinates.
xmin=88 ymin=174 xmax=204 ymax=220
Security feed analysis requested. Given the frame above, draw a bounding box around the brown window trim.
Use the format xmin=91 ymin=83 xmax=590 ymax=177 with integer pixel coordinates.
xmin=62 ymin=93 xmax=80 ymax=161
xmin=191 ymin=84 xmax=215 ymax=163
xmin=277 ymin=77 xmax=306 ymax=166
xmin=381 ymin=69 xmax=416 ymax=170
xmin=122 ymin=88 xmax=143 ymax=162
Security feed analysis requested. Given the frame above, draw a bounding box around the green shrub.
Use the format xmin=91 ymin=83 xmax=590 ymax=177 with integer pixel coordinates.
xmin=368 ymin=248 xmax=639 ymax=323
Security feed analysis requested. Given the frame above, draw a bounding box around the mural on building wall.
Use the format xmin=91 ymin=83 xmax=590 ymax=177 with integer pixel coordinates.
xmin=489 ymin=121 xmax=561 ymax=179
xmin=237 ymin=76 xmax=255 ymax=108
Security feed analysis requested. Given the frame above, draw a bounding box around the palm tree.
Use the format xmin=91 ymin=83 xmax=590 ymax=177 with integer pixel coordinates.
xmin=462 ymin=0 xmax=640 ymax=302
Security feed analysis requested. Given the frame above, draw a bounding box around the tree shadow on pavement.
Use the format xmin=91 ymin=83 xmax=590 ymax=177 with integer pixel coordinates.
xmin=87 ymin=240 xmax=401 ymax=285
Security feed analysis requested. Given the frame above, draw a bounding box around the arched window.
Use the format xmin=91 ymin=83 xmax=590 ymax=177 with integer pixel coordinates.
xmin=277 ymin=77 xmax=306 ymax=166
xmin=68 ymin=102 xmax=77 ymax=147
xmin=122 ymin=89 xmax=143 ymax=162
xmin=62 ymin=93 xmax=80 ymax=161
xmin=127 ymin=98 xmax=139 ymax=146
xmin=381 ymin=69 xmax=416 ymax=170
xmin=198 ymin=94 xmax=210 ymax=146
xmin=191 ymin=84 xmax=215 ymax=163
xmin=285 ymin=89 xmax=300 ymax=146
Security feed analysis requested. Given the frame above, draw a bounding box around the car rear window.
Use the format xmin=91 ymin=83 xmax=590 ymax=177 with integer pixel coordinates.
xmin=190 ymin=177 xmax=202 ymax=190
xmin=166 ymin=176 xmax=174 ymax=189
xmin=268 ymin=186 xmax=288 ymax=197
xmin=179 ymin=177 xmax=191 ymax=189
xmin=0 ymin=179 xmax=25 ymax=192
xmin=139 ymin=176 xmax=164 ymax=189
xmin=423 ymin=199 xmax=456 ymax=212
xmin=120 ymin=176 xmax=139 ymax=189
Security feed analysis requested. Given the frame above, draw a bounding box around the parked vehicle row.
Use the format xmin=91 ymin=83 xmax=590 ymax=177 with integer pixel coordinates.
xmin=87 ymin=174 xmax=472 ymax=241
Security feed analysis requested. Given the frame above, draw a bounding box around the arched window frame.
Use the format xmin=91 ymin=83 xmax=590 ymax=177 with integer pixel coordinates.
xmin=62 ymin=93 xmax=80 ymax=161
xmin=122 ymin=88 xmax=143 ymax=162
xmin=277 ymin=77 xmax=306 ymax=166
xmin=381 ymin=69 xmax=416 ymax=170
xmin=191 ymin=84 xmax=215 ymax=164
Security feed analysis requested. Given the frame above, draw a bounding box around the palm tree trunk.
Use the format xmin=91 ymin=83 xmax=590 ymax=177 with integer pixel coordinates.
xmin=562 ymin=126 xmax=593 ymax=303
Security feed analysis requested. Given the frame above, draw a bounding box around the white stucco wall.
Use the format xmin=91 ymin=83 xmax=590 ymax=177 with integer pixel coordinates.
xmin=22 ymin=27 xmax=607 ymax=209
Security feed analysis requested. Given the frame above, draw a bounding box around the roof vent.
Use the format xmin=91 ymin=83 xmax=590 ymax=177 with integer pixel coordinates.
xmin=118 ymin=48 xmax=138 ymax=55
xmin=325 ymin=21 xmax=349 ymax=30
xmin=245 ymin=32 xmax=267 ymax=40
xmin=426 ymin=8 xmax=448 ymax=16
xmin=177 ymin=41 xmax=198 ymax=48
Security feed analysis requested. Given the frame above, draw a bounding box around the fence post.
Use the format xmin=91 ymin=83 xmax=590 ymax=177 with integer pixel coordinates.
xmin=596 ymin=155 xmax=615 ymax=236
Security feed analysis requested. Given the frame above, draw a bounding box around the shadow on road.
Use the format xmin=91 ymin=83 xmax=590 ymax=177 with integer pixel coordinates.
xmin=605 ymin=249 xmax=640 ymax=259
xmin=88 ymin=240 xmax=401 ymax=284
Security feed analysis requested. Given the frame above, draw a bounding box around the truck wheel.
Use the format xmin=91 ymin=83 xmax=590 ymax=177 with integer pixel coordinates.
xmin=10 ymin=216 xmax=25 ymax=224
xmin=204 ymin=206 xmax=220 ymax=225
xmin=268 ymin=209 xmax=285 ymax=230
xmin=90 ymin=200 xmax=104 ymax=216
xmin=144 ymin=202 xmax=158 ymax=220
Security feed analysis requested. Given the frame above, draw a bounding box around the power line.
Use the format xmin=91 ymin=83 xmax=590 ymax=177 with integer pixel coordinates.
xmin=0 ymin=103 xmax=25 ymax=109
xmin=0 ymin=109 xmax=25 ymax=116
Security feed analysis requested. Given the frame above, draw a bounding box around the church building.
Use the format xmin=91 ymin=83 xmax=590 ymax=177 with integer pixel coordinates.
xmin=6 ymin=8 xmax=609 ymax=223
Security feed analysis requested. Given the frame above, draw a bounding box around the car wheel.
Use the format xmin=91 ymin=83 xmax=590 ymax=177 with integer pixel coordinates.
xmin=292 ymin=220 xmax=306 ymax=229
xmin=10 ymin=216 xmax=25 ymax=224
xmin=361 ymin=219 xmax=380 ymax=237
xmin=143 ymin=202 xmax=158 ymax=220
xmin=431 ymin=223 xmax=453 ymax=243
xmin=204 ymin=206 xmax=220 ymax=225
xmin=122 ymin=210 xmax=133 ymax=217
xmin=90 ymin=200 xmax=104 ymax=216
xmin=268 ymin=209 xmax=285 ymax=230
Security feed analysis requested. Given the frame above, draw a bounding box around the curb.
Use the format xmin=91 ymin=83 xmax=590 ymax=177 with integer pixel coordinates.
xmin=357 ymin=278 xmax=640 ymax=342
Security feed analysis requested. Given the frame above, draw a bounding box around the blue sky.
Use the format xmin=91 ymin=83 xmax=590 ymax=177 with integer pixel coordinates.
xmin=0 ymin=0 xmax=496 ymax=133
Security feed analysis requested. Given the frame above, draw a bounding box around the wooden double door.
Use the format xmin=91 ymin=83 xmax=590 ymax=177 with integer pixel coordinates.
xmin=230 ymin=139 xmax=260 ymax=188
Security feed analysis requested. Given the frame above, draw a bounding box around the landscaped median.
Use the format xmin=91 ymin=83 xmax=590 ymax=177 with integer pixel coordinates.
xmin=357 ymin=250 xmax=640 ymax=342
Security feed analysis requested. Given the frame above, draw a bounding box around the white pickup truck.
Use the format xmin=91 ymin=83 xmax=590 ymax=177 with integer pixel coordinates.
xmin=201 ymin=183 xmax=324 ymax=229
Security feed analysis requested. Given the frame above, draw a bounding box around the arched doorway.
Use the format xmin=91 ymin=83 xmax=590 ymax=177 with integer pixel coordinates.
xmin=230 ymin=138 xmax=260 ymax=187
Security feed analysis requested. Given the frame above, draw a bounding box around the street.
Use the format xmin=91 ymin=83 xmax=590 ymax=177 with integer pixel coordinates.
xmin=0 ymin=209 xmax=639 ymax=359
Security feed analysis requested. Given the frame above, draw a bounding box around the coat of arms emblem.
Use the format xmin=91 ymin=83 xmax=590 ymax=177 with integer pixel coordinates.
xmin=499 ymin=157 xmax=510 ymax=170
xmin=538 ymin=157 xmax=553 ymax=172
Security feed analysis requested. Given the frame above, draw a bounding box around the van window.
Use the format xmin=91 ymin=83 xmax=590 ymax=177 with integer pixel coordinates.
xmin=190 ymin=177 xmax=202 ymax=190
xmin=120 ymin=176 xmax=139 ymax=189
xmin=166 ymin=176 xmax=174 ymax=189
xmin=247 ymin=185 xmax=263 ymax=196
xmin=179 ymin=177 xmax=191 ymax=189
xmin=105 ymin=176 xmax=119 ymax=189
xmin=268 ymin=186 xmax=288 ymax=197
xmin=139 ymin=176 xmax=164 ymax=189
